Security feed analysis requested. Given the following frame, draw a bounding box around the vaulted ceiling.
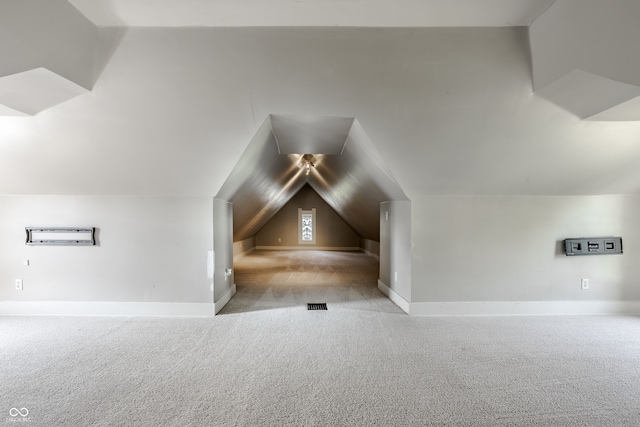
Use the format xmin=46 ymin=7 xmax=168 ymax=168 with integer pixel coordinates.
xmin=2 ymin=1 xmax=640 ymax=239
xmin=216 ymin=115 xmax=406 ymax=241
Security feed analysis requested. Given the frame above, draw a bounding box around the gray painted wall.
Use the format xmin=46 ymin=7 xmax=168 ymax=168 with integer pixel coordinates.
xmin=233 ymin=237 xmax=256 ymax=257
xmin=0 ymin=196 xmax=213 ymax=303
xmin=360 ymin=239 xmax=380 ymax=258
xmin=256 ymin=185 xmax=360 ymax=249
xmin=411 ymin=195 xmax=640 ymax=303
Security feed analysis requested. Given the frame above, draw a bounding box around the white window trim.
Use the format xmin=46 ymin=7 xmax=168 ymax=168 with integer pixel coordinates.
xmin=298 ymin=207 xmax=316 ymax=244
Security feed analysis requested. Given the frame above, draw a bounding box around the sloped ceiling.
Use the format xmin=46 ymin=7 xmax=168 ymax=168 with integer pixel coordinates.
xmin=0 ymin=68 xmax=89 ymax=116
xmin=2 ymin=1 xmax=640 ymax=204
xmin=217 ymin=115 xmax=406 ymax=241
xmin=530 ymin=0 xmax=640 ymax=120
xmin=0 ymin=0 xmax=100 ymax=115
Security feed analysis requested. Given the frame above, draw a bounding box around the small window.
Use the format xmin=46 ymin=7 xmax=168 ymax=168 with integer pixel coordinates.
xmin=298 ymin=208 xmax=316 ymax=244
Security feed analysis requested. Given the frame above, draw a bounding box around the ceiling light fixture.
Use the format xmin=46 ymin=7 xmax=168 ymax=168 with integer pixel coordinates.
xmin=301 ymin=154 xmax=315 ymax=176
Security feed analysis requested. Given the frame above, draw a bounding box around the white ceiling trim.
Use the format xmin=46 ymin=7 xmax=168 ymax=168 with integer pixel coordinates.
xmin=66 ymin=0 xmax=556 ymax=27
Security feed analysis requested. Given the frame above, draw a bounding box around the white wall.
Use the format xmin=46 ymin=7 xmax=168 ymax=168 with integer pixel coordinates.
xmin=411 ymin=195 xmax=640 ymax=306
xmin=0 ymin=196 xmax=213 ymax=304
xmin=213 ymin=198 xmax=234 ymax=305
xmin=380 ymin=200 xmax=412 ymax=303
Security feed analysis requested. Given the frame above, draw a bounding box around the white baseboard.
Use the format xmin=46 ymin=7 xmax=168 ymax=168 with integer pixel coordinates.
xmin=233 ymin=246 xmax=256 ymax=258
xmin=374 ymin=283 xmax=640 ymax=316
xmin=6 ymin=294 xmax=634 ymax=317
xmin=361 ymin=249 xmax=380 ymax=260
xmin=0 ymin=284 xmax=237 ymax=317
xmin=409 ymin=301 xmax=640 ymax=316
xmin=378 ymin=280 xmax=410 ymax=314
xmin=214 ymin=283 xmax=236 ymax=314
xmin=0 ymin=301 xmax=216 ymax=317
xmin=256 ymin=246 xmax=360 ymax=251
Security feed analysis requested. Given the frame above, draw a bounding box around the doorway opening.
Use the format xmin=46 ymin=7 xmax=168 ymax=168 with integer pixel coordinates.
xmin=213 ymin=114 xmax=410 ymax=314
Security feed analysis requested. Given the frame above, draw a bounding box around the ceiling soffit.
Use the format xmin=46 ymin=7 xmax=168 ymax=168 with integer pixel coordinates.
xmin=0 ymin=68 xmax=88 ymax=116
xmin=271 ymin=114 xmax=353 ymax=155
xmin=535 ymin=69 xmax=640 ymax=121
xmin=530 ymin=0 xmax=640 ymax=120
xmin=0 ymin=0 xmax=100 ymax=115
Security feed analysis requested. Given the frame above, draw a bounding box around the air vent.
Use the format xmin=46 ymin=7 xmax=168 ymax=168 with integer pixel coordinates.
xmin=307 ymin=303 xmax=327 ymax=311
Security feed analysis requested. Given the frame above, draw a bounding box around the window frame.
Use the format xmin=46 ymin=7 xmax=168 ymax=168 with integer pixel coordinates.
xmin=298 ymin=207 xmax=316 ymax=244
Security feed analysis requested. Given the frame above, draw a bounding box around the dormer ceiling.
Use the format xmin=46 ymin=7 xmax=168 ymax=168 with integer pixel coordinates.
xmin=216 ymin=115 xmax=406 ymax=241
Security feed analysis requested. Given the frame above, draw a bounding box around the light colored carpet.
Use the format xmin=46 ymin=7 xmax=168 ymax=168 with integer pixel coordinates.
xmin=226 ymin=250 xmax=398 ymax=314
xmin=1 ymin=251 xmax=640 ymax=426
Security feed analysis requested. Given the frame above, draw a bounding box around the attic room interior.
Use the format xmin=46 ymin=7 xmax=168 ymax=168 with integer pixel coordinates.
xmin=2 ymin=1 xmax=640 ymax=425
xmin=217 ymin=114 xmax=409 ymax=314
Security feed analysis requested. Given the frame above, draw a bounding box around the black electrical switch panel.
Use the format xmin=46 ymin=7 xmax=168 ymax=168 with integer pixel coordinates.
xmin=564 ymin=237 xmax=622 ymax=256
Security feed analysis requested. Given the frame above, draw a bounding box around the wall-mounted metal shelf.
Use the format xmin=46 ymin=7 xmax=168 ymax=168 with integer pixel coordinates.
xmin=25 ymin=227 xmax=96 ymax=246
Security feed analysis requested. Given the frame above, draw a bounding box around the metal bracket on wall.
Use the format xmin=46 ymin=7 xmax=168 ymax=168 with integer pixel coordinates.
xmin=25 ymin=227 xmax=96 ymax=246
xmin=564 ymin=237 xmax=622 ymax=256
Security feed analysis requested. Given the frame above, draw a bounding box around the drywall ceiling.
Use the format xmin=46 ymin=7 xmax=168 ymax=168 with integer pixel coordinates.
xmin=66 ymin=0 xmax=556 ymax=27
xmin=0 ymin=0 xmax=100 ymax=115
xmin=2 ymin=1 xmax=640 ymax=201
xmin=0 ymin=68 xmax=89 ymax=116
xmin=271 ymin=115 xmax=353 ymax=155
xmin=217 ymin=115 xmax=406 ymax=241
xmin=530 ymin=0 xmax=640 ymax=121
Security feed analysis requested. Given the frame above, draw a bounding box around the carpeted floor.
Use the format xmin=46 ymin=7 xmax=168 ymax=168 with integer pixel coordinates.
xmin=1 ymin=250 xmax=640 ymax=426
xmin=224 ymin=250 xmax=398 ymax=314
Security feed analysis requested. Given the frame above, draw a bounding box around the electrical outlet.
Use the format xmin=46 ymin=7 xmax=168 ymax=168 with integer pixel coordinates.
xmin=15 ymin=279 xmax=23 ymax=290
xmin=581 ymin=278 xmax=589 ymax=290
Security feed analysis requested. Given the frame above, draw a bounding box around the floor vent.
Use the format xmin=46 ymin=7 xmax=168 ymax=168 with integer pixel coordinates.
xmin=307 ymin=303 xmax=328 ymax=311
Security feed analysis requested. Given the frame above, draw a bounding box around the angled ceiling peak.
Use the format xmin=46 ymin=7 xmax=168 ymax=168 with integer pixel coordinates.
xmin=217 ymin=114 xmax=407 ymax=242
